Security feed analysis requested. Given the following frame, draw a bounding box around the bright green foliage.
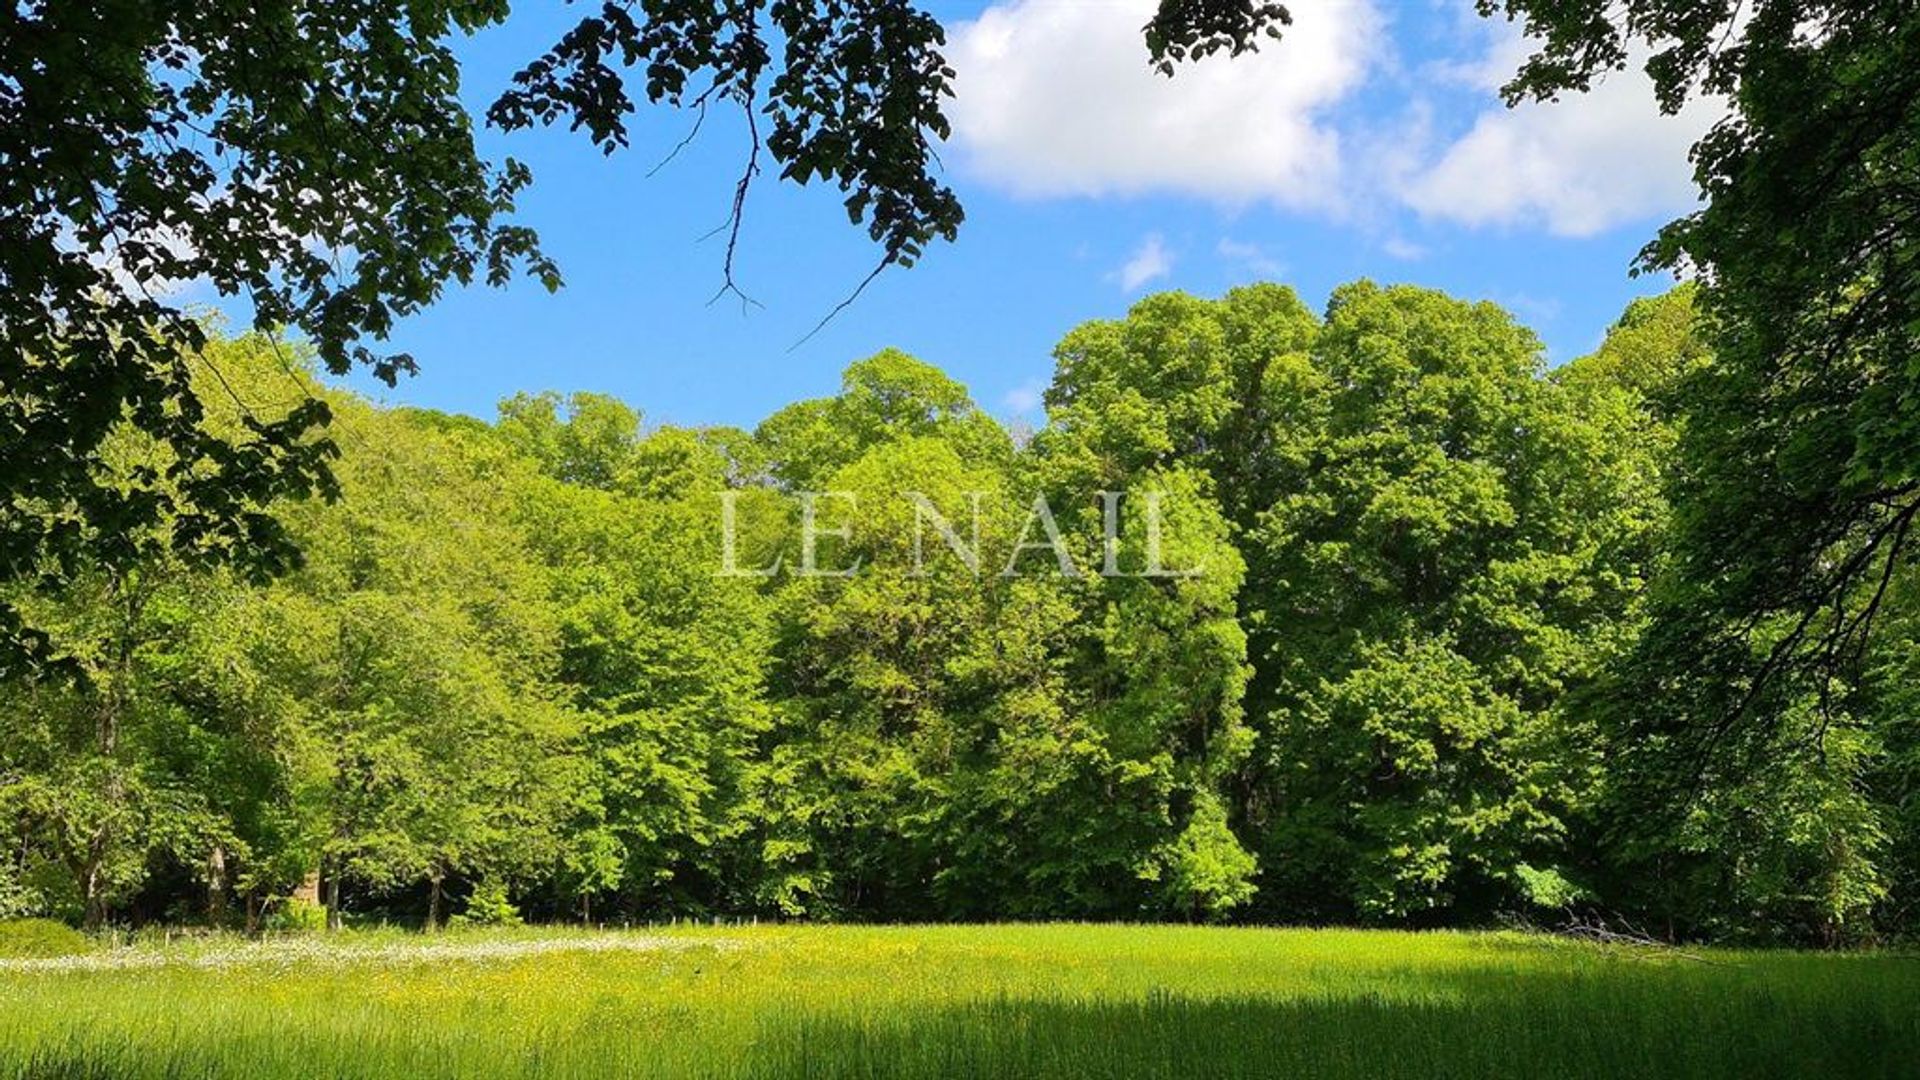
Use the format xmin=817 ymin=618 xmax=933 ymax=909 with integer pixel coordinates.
xmin=516 ymin=467 xmax=774 ymax=915
xmin=1553 ymin=285 xmax=1710 ymax=412
xmin=756 ymin=434 xmax=1035 ymax=915
xmin=263 ymin=899 xmax=328 ymax=934
xmin=1034 ymin=283 xmax=1660 ymax=923
xmin=1243 ymin=284 xmax=1658 ymax=922
xmin=1514 ymin=864 xmax=1590 ymax=911
xmin=0 ymin=1 xmax=547 ymax=680
xmin=1863 ymin=583 xmax=1920 ymax=940
xmin=1041 ymin=284 xmax=1320 ymax=526
xmin=4 ymin=282 xmax=1918 ymax=944
xmin=626 ymin=425 xmax=763 ymax=500
xmin=751 ymin=351 xmax=1253 ymax=919
xmin=0 ymin=333 xmax=334 ymax=926
xmin=0 ymin=917 xmax=89 ymax=958
xmin=12 ymin=0 xmax=1912 ymax=957
xmin=247 ymin=401 xmax=581 ymax=927
xmin=0 ymin=338 xmax=587 ymax=929
xmin=1158 ymin=794 xmax=1260 ymax=918
xmin=449 ymin=881 xmax=524 ymax=928
xmin=9 ymin=0 xmax=1915 ymax=949
xmin=756 ymin=349 xmax=1011 ymax=490
xmin=1050 ymin=466 xmax=1255 ymax=918
xmin=497 ymin=392 xmax=645 ymax=491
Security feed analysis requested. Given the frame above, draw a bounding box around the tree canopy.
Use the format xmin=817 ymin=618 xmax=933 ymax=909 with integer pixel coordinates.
xmin=8 ymin=0 xmax=1920 ymax=947
xmin=0 ymin=0 xmax=1291 ymax=676
xmin=1484 ymin=0 xmax=1920 ymax=776
xmin=9 ymin=280 xmax=1908 ymax=945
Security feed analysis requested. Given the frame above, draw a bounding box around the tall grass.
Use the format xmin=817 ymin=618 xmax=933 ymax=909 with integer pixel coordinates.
xmin=0 ymin=924 xmax=1912 ymax=1078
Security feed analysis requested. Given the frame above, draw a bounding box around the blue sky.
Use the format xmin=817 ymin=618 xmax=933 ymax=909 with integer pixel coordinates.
xmin=266 ymin=0 xmax=1720 ymax=431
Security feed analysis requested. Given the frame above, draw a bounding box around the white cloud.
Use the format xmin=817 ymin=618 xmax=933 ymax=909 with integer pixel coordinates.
xmin=1217 ymin=238 xmax=1283 ymax=276
xmin=1395 ymin=33 xmax=1724 ymax=237
xmin=947 ymin=0 xmax=1382 ymax=210
xmin=945 ymin=2 xmax=1719 ymax=242
xmin=1114 ymin=234 xmax=1173 ymax=291
xmin=1003 ymin=378 xmax=1047 ymax=415
xmin=1381 ymin=236 xmax=1427 ymax=261
xmin=1496 ymin=292 xmax=1564 ymax=324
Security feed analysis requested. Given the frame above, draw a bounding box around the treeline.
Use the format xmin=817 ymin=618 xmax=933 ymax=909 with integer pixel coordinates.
xmin=4 ymin=281 xmax=1915 ymax=943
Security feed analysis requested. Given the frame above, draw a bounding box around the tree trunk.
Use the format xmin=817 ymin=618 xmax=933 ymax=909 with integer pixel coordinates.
xmin=76 ymin=575 xmax=140 ymax=933
xmin=206 ymin=844 xmax=228 ymax=923
xmin=293 ymin=868 xmax=322 ymax=904
xmin=324 ymin=873 xmax=342 ymax=931
xmin=81 ymin=856 xmax=106 ymax=931
xmin=427 ymin=870 xmax=444 ymax=932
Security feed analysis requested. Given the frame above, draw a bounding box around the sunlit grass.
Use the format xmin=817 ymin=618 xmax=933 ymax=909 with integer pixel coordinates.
xmin=0 ymin=924 xmax=1912 ymax=1078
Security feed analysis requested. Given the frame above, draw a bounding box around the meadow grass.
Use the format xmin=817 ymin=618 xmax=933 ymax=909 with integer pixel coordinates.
xmin=0 ymin=923 xmax=1913 ymax=1078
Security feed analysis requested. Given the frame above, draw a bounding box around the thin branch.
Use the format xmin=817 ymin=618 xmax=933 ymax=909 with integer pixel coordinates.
xmin=647 ymin=91 xmax=714 ymax=179
xmin=787 ymin=256 xmax=891 ymax=352
xmin=704 ymin=85 xmax=763 ymax=314
xmin=1689 ymin=491 xmax=1920 ymax=784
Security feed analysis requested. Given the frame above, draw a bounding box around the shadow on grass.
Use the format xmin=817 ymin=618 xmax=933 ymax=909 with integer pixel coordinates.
xmin=9 ymin=950 xmax=1916 ymax=1079
xmin=741 ymin=966 xmax=1915 ymax=1080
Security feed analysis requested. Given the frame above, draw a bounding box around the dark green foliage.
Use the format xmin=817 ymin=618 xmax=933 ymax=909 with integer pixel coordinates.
xmin=0 ymin=0 xmax=1286 ymax=682
xmin=1568 ymin=289 xmax=1896 ymax=944
xmin=1488 ymin=0 xmax=1920 ymax=859
xmin=0 ymin=0 xmax=552 ymax=679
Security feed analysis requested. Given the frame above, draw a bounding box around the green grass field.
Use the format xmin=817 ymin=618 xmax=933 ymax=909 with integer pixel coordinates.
xmin=0 ymin=924 xmax=1913 ymax=1079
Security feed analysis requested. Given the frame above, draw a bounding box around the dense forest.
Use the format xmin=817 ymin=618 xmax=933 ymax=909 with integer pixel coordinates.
xmin=3 ymin=280 xmax=1912 ymax=946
